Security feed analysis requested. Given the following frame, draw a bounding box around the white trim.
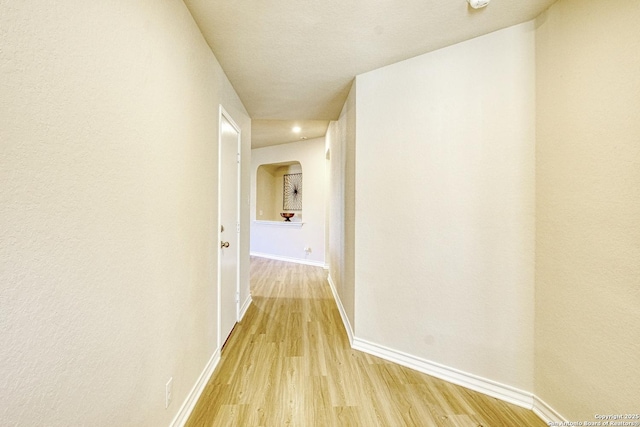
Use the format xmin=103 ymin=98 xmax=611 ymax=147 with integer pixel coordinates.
xmin=533 ymin=395 xmax=567 ymax=424
xmin=239 ymin=294 xmax=252 ymax=321
xmin=250 ymin=252 xmax=325 ymax=267
xmin=352 ymin=337 xmax=534 ymax=410
xmin=169 ymin=349 xmax=221 ymax=427
xmin=253 ymin=220 xmax=304 ymax=228
xmin=327 ymin=274 xmax=354 ymax=346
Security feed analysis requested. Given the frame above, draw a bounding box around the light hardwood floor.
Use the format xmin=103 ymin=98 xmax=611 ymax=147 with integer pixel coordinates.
xmin=186 ymin=257 xmax=545 ymax=426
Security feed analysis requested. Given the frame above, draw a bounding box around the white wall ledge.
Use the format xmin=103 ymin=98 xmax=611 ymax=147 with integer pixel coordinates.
xmin=253 ymin=220 xmax=304 ymax=227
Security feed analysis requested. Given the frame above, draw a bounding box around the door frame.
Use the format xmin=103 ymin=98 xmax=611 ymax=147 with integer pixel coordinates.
xmin=217 ymin=105 xmax=241 ymax=349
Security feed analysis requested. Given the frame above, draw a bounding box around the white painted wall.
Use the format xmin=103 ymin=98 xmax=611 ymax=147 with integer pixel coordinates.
xmin=0 ymin=1 xmax=251 ymax=425
xmin=327 ymin=84 xmax=357 ymax=333
xmin=256 ymin=165 xmax=278 ymax=220
xmin=354 ymin=22 xmax=536 ymax=391
xmin=535 ymin=0 xmax=640 ymax=419
xmin=251 ymin=138 xmax=326 ymax=265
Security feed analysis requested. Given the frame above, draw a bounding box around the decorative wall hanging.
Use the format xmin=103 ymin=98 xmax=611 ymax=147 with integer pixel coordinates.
xmin=283 ymin=173 xmax=302 ymax=210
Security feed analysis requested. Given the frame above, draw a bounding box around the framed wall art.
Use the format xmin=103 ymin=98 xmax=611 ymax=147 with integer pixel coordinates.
xmin=283 ymin=173 xmax=302 ymax=210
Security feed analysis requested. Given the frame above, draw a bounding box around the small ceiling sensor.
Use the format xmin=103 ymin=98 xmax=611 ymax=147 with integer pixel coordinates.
xmin=292 ymin=126 xmax=301 ymax=133
xmin=301 ymin=137 xmax=308 ymax=140
xmin=467 ymin=0 xmax=490 ymax=8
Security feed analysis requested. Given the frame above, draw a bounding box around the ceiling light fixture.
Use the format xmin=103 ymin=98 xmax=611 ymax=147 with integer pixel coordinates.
xmin=292 ymin=126 xmax=301 ymax=133
xmin=467 ymin=0 xmax=490 ymax=9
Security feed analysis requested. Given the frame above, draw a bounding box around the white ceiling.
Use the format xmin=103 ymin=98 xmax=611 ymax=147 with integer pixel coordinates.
xmin=184 ymin=0 xmax=557 ymax=147
xmin=251 ymin=119 xmax=330 ymax=149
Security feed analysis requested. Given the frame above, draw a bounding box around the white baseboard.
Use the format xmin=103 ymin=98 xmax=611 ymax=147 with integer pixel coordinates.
xmin=351 ymin=337 xmax=567 ymax=425
xmin=172 ymin=264 xmax=562 ymax=427
xmin=250 ymin=252 xmax=325 ymax=267
xmin=239 ymin=294 xmax=252 ymax=321
xmin=352 ymin=337 xmax=534 ymax=410
xmin=170 ymin=296 xmax=251 ymax=426
xmin=169 ymin=349 xmax=221 ymax=427
xmin=327 ymin=274 xmax=354 ymax=346
xmin=533 ymin=395 xmax=567 ymax=424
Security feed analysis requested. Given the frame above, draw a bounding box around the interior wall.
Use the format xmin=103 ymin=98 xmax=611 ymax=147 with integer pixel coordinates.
xmin=324 ymin=142 xmax=331 ymax=269
xmin=327 ymin=120 xmax=343 ymax=286
xmin=535 ymin=0 xmax=640 ymax=419
xmin=256 ymin=165 xmax=277 ymax=220
xmin=327 ymin=82 xmax=357 ymax=331
xmin=343 ymin=84 xmax=357 ymax=331
xmin=354 ymin=22 xmax=536 ymax=390
xmin=0 ymin=1 xmax=251 ymax=426
xmin=250 ymin=138 xmax=326 ymax=265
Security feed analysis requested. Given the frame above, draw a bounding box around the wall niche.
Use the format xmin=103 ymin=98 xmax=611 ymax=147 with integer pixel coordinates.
xmin=256 ymin=161 xmax=302 ymax=222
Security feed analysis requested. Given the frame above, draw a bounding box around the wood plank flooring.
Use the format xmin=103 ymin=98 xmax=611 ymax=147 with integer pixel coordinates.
xmin=186 ymin=257 xmax=545 ymax=426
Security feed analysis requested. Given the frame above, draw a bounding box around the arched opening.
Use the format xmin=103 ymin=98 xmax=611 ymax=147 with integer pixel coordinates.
xmin=256 ymin=161 xmax=303 ymax=222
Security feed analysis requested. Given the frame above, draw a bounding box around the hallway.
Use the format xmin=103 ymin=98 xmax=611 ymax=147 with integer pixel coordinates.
xmin=186 ymin=258 xmax=545 ymax=426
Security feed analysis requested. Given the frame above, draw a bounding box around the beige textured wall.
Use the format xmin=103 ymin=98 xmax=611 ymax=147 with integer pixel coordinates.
xmin=256 ymin=165 xmax=277 ymax=220
xmin=327 ymin=82 xmax=357 ymax=331
xmin=342 ymin=83 xmax=357 ymax=329
xmin=354 ymin=22 xmax=536 ymax=390
xmin=535 ymin=0 xmax=640 ymax=419
xmin=0 ymin=1 xmax=250 ymax=425
xmin=326 ymin=120 xmax=343 ymax=282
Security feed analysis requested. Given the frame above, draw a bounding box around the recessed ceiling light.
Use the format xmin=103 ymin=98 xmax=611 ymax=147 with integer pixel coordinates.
xmin=292 ymin=126 xmax=301 ymax=133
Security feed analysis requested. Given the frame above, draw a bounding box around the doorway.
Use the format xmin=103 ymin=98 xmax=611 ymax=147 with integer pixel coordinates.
xmin=218 ymin=106 xmax=240 ymax=350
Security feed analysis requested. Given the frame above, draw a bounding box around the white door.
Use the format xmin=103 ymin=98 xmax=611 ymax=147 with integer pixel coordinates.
xmin=218 ymin=107 xmax=240 ymax=350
